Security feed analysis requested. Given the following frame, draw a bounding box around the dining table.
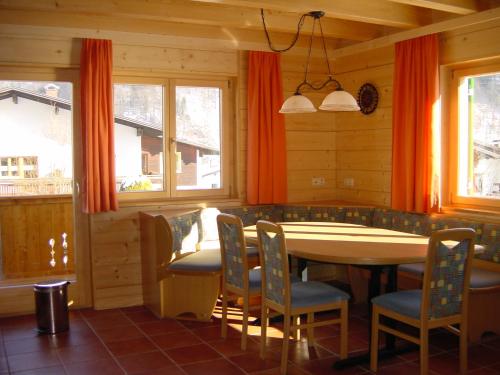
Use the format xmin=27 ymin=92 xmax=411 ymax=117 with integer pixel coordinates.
xmin=244 ymin=221 xmax=430 ymax=369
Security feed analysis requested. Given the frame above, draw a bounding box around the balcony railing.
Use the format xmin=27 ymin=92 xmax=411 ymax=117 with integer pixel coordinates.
xmin=0 ymin=178 xmax=73 ymax=196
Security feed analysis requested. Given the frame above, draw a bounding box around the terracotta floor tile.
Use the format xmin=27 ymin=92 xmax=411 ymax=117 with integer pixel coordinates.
xmin=190 ymin=324 xmax=241 ymax=342
xmin=97 ymin=324 xmax=145 ymax=343
xmin=182 ymin=358 xmax=246 ymax=375
xmin=117 ymin=350 xmax=174 ymax=374
xmin=466 ymin=345 xmax=500 ymax=367
xmin=228 ymin=351 xmax=281 ymax=373
xmin=7 ymin=350 xmax=61 ymax=373
xmin=86 ymin=313 xmax=133 ymax=331
xmin=269 ymin=341 xmax=334 ymax=365
xmin=133 ymin=365 xmax=185 ymax=375
xmin=120 ymin=305 xmax=149 ymax=313
xmin=10 ymin=365 xmax=66 ymax=375
xmin=316 ymin=335 xmax=368 ymax=356
xmin=180 ymin=319 xmax=220 ymax=330
xmin=124 ymin=310 xmax=159 ymax=324
xmin=467 ymin=368 xmax=500 ymax=374
xmin=137 ymin=319 xmax=186 ymax=336
xmin=57 ymin=342 xmax=111 ymax=364
xmin=106 ymin=337 xmax=157 ymax=357
xmin=2 ymin=326 xmax=41 ymax=342
xmin=150 ymin=330 xmax=202 ymax=350
xmin=0 ymin=357 xmax=8 ymax=373
xmin=299 ymin=356 xmax=368 ymax=375
xmin=252 ymin=364 xmax=311 ymax=375
xmin=370 ymin=361 xmax=422 ymax=375
xmin=0 ymin=315 xmax=37 ymax=328
xmin=5 ymin=336 xmax=53 ymax=356
xmin=64 ymin=358 xmax=123 ymax=375
xmin=45 ymin=329 xmax=100 ymax=349
xmin=80 ymin=308 xmax=123 ymax=319
xmin=210 ymin=337 xmax=260 ymax=357
xmin=420 ymin=352 xmax=481 ymax=375
xmin=166 ymin=343 xmax=222 ymax=365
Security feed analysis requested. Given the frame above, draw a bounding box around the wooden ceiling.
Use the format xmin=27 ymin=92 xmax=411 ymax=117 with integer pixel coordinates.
xmin=0 ymin=0 xmax=499 ymax=55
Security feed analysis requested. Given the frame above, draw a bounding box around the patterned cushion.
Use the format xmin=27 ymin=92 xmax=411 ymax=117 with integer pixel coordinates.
xmin=167 ymin=249 xmax=221 ymax=272
xmin=249 ymin=268 xmax=261 ymax=291
xmin=478 ymin=223 xmax=500 ymax=263
xmin=344 ymin=207 xmax=373 ymax=226
xmin=372 ymin=290 xmax=422 ymax=319
xmin=259 ymin=229 xmax=286 ymax=305
xmin=168 ymin=211 xmax=203 ymax=253
xmin=291 ymin=281 xmax=350 ymax=308
xmin=427 ymin=238 xmax=471 ymax=319
xmin=310 ymin=206 xmax=346 ymax=222
xmin=430 ymin=217 xmax=483 ymax=244
xmin=282 ymin=206 xmax=311 ymax=222
xmin=392 ymin=212 xmax=430 ymax=235
xmin=372 ymin=208 xmax=396 ymax=229
xmin=218 ymin=220 xmax=245 ymax=288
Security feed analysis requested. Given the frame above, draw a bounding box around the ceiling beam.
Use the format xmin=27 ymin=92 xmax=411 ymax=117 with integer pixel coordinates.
xmin=192 ymin=0 xmax=444 ymax=28
xmin=331 ymin=6 xmax=500 ymax=58
xmin=386 ymin=0 xmax=477 ymax=15
xmin=0 ymin=0 xmax=384 ymax=42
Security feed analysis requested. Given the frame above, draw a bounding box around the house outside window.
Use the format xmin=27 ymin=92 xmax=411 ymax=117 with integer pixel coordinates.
xmin=0 ymin=80 xmax=73 ymax=197
xmin=113 ymin=77 xmax=232 ymax=199
xmin=448 ymin=64 xmax=500 ymax=208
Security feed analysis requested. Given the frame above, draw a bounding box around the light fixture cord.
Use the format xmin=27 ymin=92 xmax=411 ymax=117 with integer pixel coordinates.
xmin=318 ymin=19 xmax=333 ymax=77
xmin=302 ymin=17 xmax=316 ymax=88
xmin=260 ymin=8 xmax=307 ymax=53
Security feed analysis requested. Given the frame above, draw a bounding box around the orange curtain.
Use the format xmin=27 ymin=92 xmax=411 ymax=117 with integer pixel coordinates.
xmin=391 ymin=34 xmax=440 ymax=213
xmin=247 ymin=51 xmax=287 ymax=204
xmin=80 ymin=39 xmax=118 ymax=213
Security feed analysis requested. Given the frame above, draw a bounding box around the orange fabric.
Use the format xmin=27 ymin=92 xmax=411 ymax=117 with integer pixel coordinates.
xmin=80 ymin=39 xmax=118 ymax=213
xmin=391 ymin=34 xmax=440 ymax=214
xmin=247 ymin=51 xmax=287 ymax=204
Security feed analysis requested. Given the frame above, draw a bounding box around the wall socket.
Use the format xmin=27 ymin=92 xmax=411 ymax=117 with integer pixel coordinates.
xmin=343 ymin=177 xmax=355 ymax=187
xmin=312 ymin=177 xmax=325 ymax=186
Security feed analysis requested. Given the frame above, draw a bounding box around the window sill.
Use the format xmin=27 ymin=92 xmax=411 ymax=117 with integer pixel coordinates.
xmin=440 ymin=205 xmax=500 ymax=224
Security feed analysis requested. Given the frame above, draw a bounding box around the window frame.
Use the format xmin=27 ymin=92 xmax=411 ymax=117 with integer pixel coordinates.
xmin=446 ymin=61 xmax=500 ymax=210
xmin=113 ymin=74 xmax=234 ymax=201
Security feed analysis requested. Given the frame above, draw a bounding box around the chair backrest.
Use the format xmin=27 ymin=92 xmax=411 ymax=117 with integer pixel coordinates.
xmin=421 ymin=228 xmax=475 ymax=321
xmin=154 ymin=215 xmax=175 ymax=267
xmin=256 ymin=220 xmax=290 ymax=308
xmin=217 ymin=213 xmax=250 ymax=290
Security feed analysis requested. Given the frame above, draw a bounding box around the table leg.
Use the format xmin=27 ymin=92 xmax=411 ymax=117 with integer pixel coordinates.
xmin=333 ymin=265 xmax=417 ymax=369
xmin=297 ymin=257 xmax=308 ymax=281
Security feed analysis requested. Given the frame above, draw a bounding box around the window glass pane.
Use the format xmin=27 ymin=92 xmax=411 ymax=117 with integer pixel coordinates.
xmin=458 ymin=73 xmax=500 ymax=198
xmin=113 ymin=84 xmax=163 ymax=192
xmin=0 ymin=80 xmax=73 ymax=196
xmin=175 ymin=86 xmax=221 ymax=190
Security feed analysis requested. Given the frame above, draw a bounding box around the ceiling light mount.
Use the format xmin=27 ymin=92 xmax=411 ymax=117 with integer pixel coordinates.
xmin=260 ymin=9 xmax=360 ymax=114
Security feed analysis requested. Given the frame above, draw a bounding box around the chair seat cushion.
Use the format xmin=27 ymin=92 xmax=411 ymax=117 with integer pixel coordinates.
xmin=399 ymin=263 xmax=500 ymax=289
xmin=291 ymin=281 xmax=350 ymax=309
xmin=249 ymin=268 xmax=261 ymax=291
xmin=372 ymin=289 xmax=422 ymax=319
xmin=167 ymin=249 xmax=221 ymax=272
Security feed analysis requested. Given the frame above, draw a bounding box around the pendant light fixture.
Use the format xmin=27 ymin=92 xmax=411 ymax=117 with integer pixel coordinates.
xmin=261 ymin=9 xmax=360 ymax=114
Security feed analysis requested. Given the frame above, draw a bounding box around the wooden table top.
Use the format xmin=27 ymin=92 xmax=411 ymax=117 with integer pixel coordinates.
xmin=244 ymin=222 xmax=429 ymax=266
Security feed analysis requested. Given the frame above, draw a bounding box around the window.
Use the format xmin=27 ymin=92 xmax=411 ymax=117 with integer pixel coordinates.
xmin=0 ymin=80 xmax=73 ymax=197
xmin=448 ymin=64 xmax=500 ymax=208
xmin=113 ymin=77 xmax=231 ymax=199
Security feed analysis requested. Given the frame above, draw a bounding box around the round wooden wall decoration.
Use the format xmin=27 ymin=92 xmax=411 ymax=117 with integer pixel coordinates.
xmin=357 ymin=83 xmax=379 ymax=115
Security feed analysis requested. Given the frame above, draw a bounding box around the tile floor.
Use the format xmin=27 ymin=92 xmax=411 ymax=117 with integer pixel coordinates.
xmin=0 ymin=302 xmax=499 ymax=375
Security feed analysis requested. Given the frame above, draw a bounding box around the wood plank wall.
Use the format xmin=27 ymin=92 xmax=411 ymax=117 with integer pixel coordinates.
xmin=1 ymin=19 xmax=499 ymax=311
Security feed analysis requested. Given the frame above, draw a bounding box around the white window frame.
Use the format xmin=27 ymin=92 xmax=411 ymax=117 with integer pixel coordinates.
xmin=114 ymin=74 xmax=234 ymax=201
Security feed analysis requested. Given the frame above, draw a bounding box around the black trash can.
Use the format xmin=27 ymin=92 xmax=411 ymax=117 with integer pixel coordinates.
xmin=34 ymin=280 xmax=70 ymax=334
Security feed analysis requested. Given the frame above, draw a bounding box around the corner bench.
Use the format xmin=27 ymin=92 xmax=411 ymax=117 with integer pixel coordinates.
xmin=139 ymin=204 xmax=500 ymax=341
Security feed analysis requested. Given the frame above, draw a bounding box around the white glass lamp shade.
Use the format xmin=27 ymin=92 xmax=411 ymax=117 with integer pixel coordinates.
xmin=319 ymin=89 xmax=360 ymax=111
xmin=279 ymin=94 xmax=317 ymax=113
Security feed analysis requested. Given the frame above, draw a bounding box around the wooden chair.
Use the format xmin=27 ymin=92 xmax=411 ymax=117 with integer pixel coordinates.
xmin=217 ymin=213 xmax=261 ymax=350
xmin=370 ymin=228 xmax=475 ymax=375
xmin=143 ymin=214 xmax=221 ymax=321
xmin=256 ymin=220 xmax=350 ymax=375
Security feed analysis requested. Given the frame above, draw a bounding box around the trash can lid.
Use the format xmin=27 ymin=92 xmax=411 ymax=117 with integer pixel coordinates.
xmin=34 ymin=280 xmax=70 ymax=289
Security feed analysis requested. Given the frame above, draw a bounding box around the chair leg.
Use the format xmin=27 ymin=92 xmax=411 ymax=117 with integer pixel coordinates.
xmin=292 ymin=315 xmax=300 ymax=341
xmin=420 ymin=328 xmax=429 ymax=375
xmin=260 ymin=306 xmax=268 ymax=359
xmin=307 ymin=312 xmax=314 ymax=347
xmin=340 ymin=301 xmax=348 ymax=360
xmin=221 ymin=287 xmax=228 ymax=339
xmin=281 ymin=313 xmax=291 ymax=375
xmin=241 ymin=292 xmax=249 ymax=350
xmin=370 ymin=306 xmax=380 ymax=372
xmin=459 ymin=322 xmax=468 ymax=374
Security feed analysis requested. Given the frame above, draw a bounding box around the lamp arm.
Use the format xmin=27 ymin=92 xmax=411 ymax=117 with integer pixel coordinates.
xmin=294 ymin=77 xmax=343 ymax=95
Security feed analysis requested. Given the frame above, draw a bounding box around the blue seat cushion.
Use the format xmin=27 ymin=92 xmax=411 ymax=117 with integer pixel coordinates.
xmin=167 ymin=249 xmax=221 ymax=272
xmin=249 ymin=268 xmax=261 ymax=291
xmin=372 ymin=290 xmax=422 ymax=319
xmin=399 ymin=262 xmax=500 ymax=289
xmin=291 ymin=281 xmax=350 ymax=309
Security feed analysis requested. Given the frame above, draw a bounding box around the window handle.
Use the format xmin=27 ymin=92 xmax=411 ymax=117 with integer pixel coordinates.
xmin=170 ymin=137 xmax=177 ymax=144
